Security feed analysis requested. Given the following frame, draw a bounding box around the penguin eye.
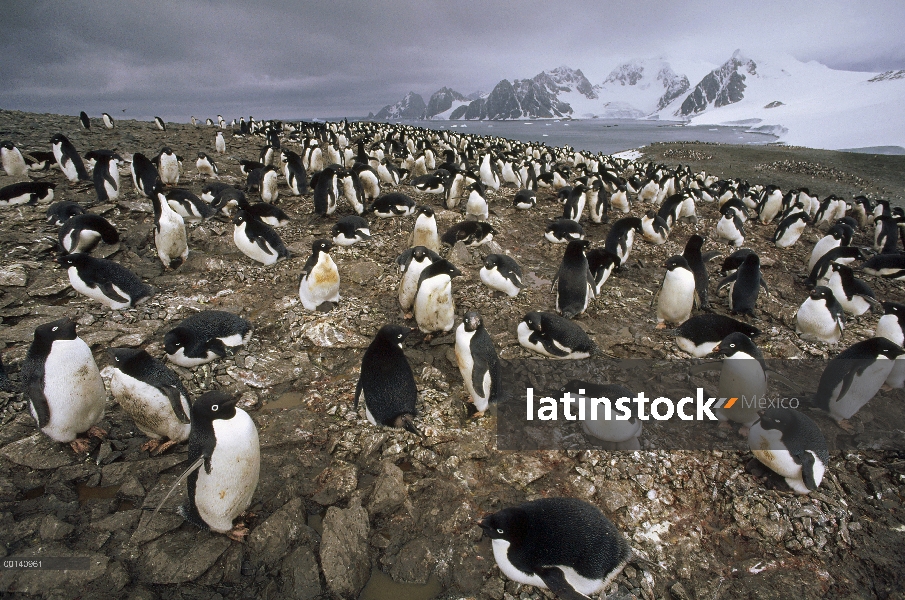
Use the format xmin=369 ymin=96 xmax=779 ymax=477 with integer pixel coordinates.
xmin=211 ymin=404 xmax=219 ymax=412
xmin=52 ymin=326 xmax=58 ymax=332
xmin=497 ymin=528 xmax=504 ymax=534
xmin=730 ymin=343 xmax=735 ymax=347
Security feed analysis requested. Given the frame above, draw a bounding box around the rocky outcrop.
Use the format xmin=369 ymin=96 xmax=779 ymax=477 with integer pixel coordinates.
xmin=374 ymin=92 xmax=426 ymax=120
xmin=450 ymin=76 xmax=572 ymax=120
xmin=426 ymin=87 xmax=466 ymax=118
xmin=677 ymin=50 xmax=756 ymax=116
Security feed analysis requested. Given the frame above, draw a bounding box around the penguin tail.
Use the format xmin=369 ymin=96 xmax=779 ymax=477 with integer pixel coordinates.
xmin=396 ymin=414 xmax=424 ymax=438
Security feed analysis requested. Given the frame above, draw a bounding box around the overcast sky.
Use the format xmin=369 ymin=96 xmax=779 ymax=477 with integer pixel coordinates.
xmin=1 ymin=0 xmax=903 ymax=122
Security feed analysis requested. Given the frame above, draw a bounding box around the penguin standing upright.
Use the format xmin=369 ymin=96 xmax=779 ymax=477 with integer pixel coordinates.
xmin=152 ymin=187 xmax=189 ymax=269
xmin=455 ymin=311 xmax=501 ymax=416
xmin=796 ymin=287 xmax=845 ymax=344
xmin=50 ymin=134 xmax=90 ymax=182
xmin=280 ymin=150 xmax=308 ymax=196
xmin=813 ymin=337 xmax=904 ymax=427
xmin=414 ymin=259 xmax=462 ymax=334
xmin=56 ymin=253 xmax=154 ymax=309
xmin=164 ymin=310 xmax=253 ymax=367
xmin=586 ymin=248 xmax=621 ymax=294
xmin=215 ymin=131 xmax=226 ymax=154
xmin=478 ymin=498 xmax=631 ymax=599
xmin=875 ymin=301 xmax=905 ymax=347
xmin=154 ymin=116 xmax=167 ymax=131
xmin=79 ymin=111 xmax=91 ymax=129
xmin=108 ymin=348 xmax=191 ymax=454
xmin=355 ymin=324 xmax=421 ymax=435
xmin=480 ymin=254 xmax=524 ymax=297
xmin=58 ymin=214 xmax=119 ymax=254
xmin=196 ymin=152 xmax=218 ymax=178
xmin=397 ymin=246 xmax=441 ymax=313
xmin=748 ymin=408 xmax=829 ymax=494
xmin=712 ymin=332 xmax=768 ymax=431
xmin=232 ymin=210 xmax=290 ymax=265
xmin=682 ymin=234 xmax=711 ymax=309
xmin=553 ymin=239 xmax=595 ymax=319
xmin=21 ymin=318 xmax=106 ymax=452
xmin=312 ymin=165 xmax=340 ymax=215
xmin=772 ymin=211 xmax=810 ymax=248
xmin=560 ymin=381 xmax=642 ymax=449
xmin=604 ymin=217 xmax=642 ymax=267
xmin=715 ymin=204 xmax=746 ymax=247
xmin=718 ymin=253 xmax=767 ymax=316
xmin=298 ymin=239 xmax=340 ymax=311
xmin=130 ymin=153 xmax=160 ymax=198
xmin=653 ymin=256 xmax=698 ymax=328
xmin=409 ymin=206 xmax=440 ymax=253
xmin=465 ymin=181 xmax=490 ymax=220
xmin=808 ymin=223 xmax=852 ymax=272
xmin=155 ymin=147 xmax=181 ymax=185
xmin=561 ymin=183 xmax=587 ymax=222
xmin=91 ymin=151 xmax=123 ymax=201
xmin=102 ymin=113 xmax=115 ymax=129
xmin=1 ymin=141 xmax=29 ymax=177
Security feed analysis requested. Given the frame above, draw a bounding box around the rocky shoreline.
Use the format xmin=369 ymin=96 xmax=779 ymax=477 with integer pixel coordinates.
xmin=0 ymin=109 xmax=902 ymax=599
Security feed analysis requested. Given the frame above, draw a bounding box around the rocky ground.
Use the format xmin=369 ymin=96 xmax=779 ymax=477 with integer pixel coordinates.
xmin=0 ymin=109 xmax=903 ymax=599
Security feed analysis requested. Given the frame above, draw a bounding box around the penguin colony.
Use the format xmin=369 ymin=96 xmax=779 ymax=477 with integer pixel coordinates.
xmin=0 ymin=111 xmax=903 ymax=597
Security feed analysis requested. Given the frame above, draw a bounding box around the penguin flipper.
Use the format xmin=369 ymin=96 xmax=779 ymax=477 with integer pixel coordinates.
xmin=701 ymin=250 xmax=722 ymax=263
xmin=99 ymin=281 xmax=130 ymax=304
xmin=158 ymin=385 xmax=190 ymax=424
xmin=27 ymin=377 xmax=51 ymax=428
xmin=693 ymin=290 xmax=701 ymax=310
xmin=759 ymin=276 xmax=769 ymax=294
xmin=800 ymin=450 xmax=820 ymax=491
xmin=470 ymin=357 xmax=490 ymax=399
xmin=206 ymin=338 xmax=228 ymax=358
xmin=353 ymin=378 xmax=363 ymax=409
xmin=717 ymin=272 xmax=738 ymax=291
xmin=143 ymin=456 xmax=205 ymax=529
xmin=395 ymin=414 xmax=424 ymax=438
xmin=536 ymin=567 xmax=592 ymax=600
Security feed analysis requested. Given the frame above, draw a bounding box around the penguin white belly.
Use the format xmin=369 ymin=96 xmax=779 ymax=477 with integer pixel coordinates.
xmin=455 ymin=328 xmax=490 ymax=412
xmin=676 ymin=337 xmax=719 ymax=358
xmin=610 ymin=190 xmax=629 ymax=214
xmin=195 ymin=410 xmax=259 ymax=533
xmin=679 ymin=197 xmax=696 ymax=219
xmin=827 ymin=278 xmax=870 ymax=316
xmin=876 ymin=315 xmax=905 ymax=346
xmin=109 ymin=371 xmax=190 ymax=442
xmin=233 ymin=223 xmax=279 ymax=265
xmin=167 ymin=347 xmax=218 ymax=368
xmin=642 ymin=219 xmax=668 ymax=245
xmin=578 ymin=396 xmax=642 ymax=444
xmin=104 ymin=170 xmax=121 ymax=200
xmin=716 ymin=216 xmax=743 ymax=246
xmin=160 ymin=162 xmax=179 ymax=185
xmin=796 ymin=299 xmax=842 ymax=343
xmin=809 ymin=238 xmax=839 ymax=272
xmin=593 ymin=265 xmax=614 ymax=295
xmin=262 ymin=174 xmax=279 ymax=203
xmin=749 ymin=426 xmax=819 ymax=494
xmin=156 ymin=214 xmax=188 ymax=267
xmin=886 ymin=357 xmax=905 ymax=388
xmin=411 ymin=223 xmax=439 ymax=252
xmin=715 ymin=356 xmax=766 ymax=426
xmin=65 ymin=229 xmax=101 ymax=253
xmin=67 ymin=267 xmax=132 ymax=310
xmin=299 ymin=255 xmax=340 ymax=310
xmin=414 ymin=277 xmax=454 ymax=333
xmin=37 ymin=339 xmax=105 ymax=442
xmin=491 ymin=540 xmax=605 ymax=596
xmin=466 ymin=192 xmax=489 ymax=220
xmin=480 ymin=267 xmax=520 ymax=297
xmin=657 ymin=270 xmax=695 ymax=325
xmin=826 ymin=358 xmax=893 ymax=420
xmin=398 ymin=260 xmax=430 ymax=310
xmin=2 ymin=150 xmax=28 ymax=176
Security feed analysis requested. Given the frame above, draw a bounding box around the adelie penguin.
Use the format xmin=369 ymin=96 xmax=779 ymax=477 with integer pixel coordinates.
xmin=0 ymin=181 xmax=56 ymax=206
xmin=57 ymin=253 xmax=154 ymax=309
xmin=232 ymin=209 xmax=290 ymax=265
xmin=553 ymin=239 xmax=595 ymax=319
xmin=409 ymin=205 xmax=440 ymax=253
xmin=312 ymin=165 xmax=341 ymax=215
xmin=559 ymin=381 xmax=642 ymax=450
xmin=465 ymin=181 xmax=490 ymax=220
xmin=279 ymin=149 xmax=308 ymax=195
xmin=605 ymin=217 xmax=642 ymax=268
xmin=718 ymin=253 xmax=768 ymax=316
xmin=369 ymin=192 xmax=416 ymax=218
xmin=102 ymin=112 xmax=115 ymax=129
xmin=332 ymin=215 xmax=371 ymax=246
xmin=441 ymin=221 xmax=497 ymax=247
xmin=130 ymin=152 xmax=160 ymax=198
xmin=875 ymin=301 xmax=905 ymax=347
xmin=478 ymin=498 xmax=631 ymax=600
xmin=653 ymin=255 xmax=699 ymax=328
xmin=46 ymin=201 xmax=85 ymax=226
xmin=21 ymin=318 xmax=106 ymax=453
xmin=215 ymin=131 xmax=226 ymax=154
xmin=1 ymin=140 xmax=29 ymax=177
xmin=682 ymin=234 xmax=713 ymax=310
xmin=796 ymin=286 xmax=845 ymax=344
xmin=712 ymin=332 xmax=768 ymax=432
xmin=641 ymin=209 xmax=670 ymax=245
xmin=414 ymin=259 xmax=462 ymax=334
xmin=545 ymin=218 xmax=585 ymax=244
xmin=298 ymin=239 xmax=340 ymax=311
xmin=716 ymin=204 xmax=746 ymax=247
xmin=455 ymin=311 xmax=501 ymax=417
xmin=78 ymin=111 xmax=91 ymax=130
xmin=152 ymin=186 xmax=189 ymax=269
xmin=513 ymin=188 xmax=536 ymax=210
xmin=826 ymin=263 xmax=881 ymax=316
xmin=397 ymin=246 xmax=441 ymax=313
xmin=108 ymin=348 xmax=191 ymax=455
xmin=149 ymin=391 xmax=259 ymax=541
xmin=772 ymin=211 xmax=810 ymax=248
xmin=517 ymin=311 xmax=596 ymax=359
xmin=813 ymin=337 xmax=904 ymax=429
xmin=58 ymin=213 xmax=119 ymax=254
xmin=808 ymin=223 xmax=852 ymax=272
xmin=50 ymin=134 xmax=90 ymax=182
xmin=153 ymin=116 xmax=166 ymax=131
xmin=586 ymin=248 xmax=621 ymax=294
xmin=355 ymin=324 xmax=422 ymax=435
xmin=165 ymin=188 xmax=217 ymax=222
xmin=165 ymin=310 xmax=253 ymax=367
xmin=861 ymin=253 xmax=905 ymax=280
xmin=196 ymin=152 xmax=219 ymax=178
xmin=748 ymin=408 xmax=829 ymax=494
xmin=89 ymin=150 xmax=123 ymax=202
xmin=480 ymin=254 xmax=524 ymax=297
xmin=154 ymin=147 xmax=181 ymax=185
xmin=674 ymin=314 xmax=761 ymax=358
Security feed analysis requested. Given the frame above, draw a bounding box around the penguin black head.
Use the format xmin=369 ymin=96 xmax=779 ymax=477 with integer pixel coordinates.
xmin=565 ymin=239 xmax=591 ymax=254
xmin=163 ymin=329 xmax=190 ymax=356
xmin=50 ymin=133 xmax=66 ymax=145
xmin=160 ymin=147 xmax=174 ymax=155
xmin=684 ymin=234 xmax=706 ymax=254
xmin=192 ymin=390 xmax=238 ymax=422
xmin=33 ymin=318 xmax=77 ymax=345
xmin=417 ymin=205 xmax=434 ymax=218
xmin=664 ymin=255 xmax=691 ymax=271
xmin=882 ymin=301 xmax=905 ymax=317
xmin=483 ymin=254 xmax=501 ymax=269
xmin=756 ymin=407 xmax=797 ymax=434
xmin=55 ymin=252 xmax=86 ymax=269
xmin=835 ymin=216 xmax=858 ymax=231
xmin=424 ymin=258 xmax=462 ymax=279
xmin=463 ymin=311 xmax=483 ymax=332
xmin=713 ymin=332 xmax=759 ymax=358
xmin=523 ymin=312 xmax=543 ymax=333
xmin=107 ymin=347 xmax=144 ymax=365
xmin=311 ymin=239 xmax=333 ymax=255
xmin=198 ymin=151 xmax=209 ymax=159
xmin=809 ymin=286 xmax=835 ymax=302
xmin=233 ymin=210 xmax=250 ymax=226
xmin=375 ymin=323 xmax=414 ymax=348
xmin=742 ymin=253 xmax=760 ymax=268
xmin=1 ymin=141 xmax=14 ymax=151
xmin=478 ymin=507 xmax=527 ymax=543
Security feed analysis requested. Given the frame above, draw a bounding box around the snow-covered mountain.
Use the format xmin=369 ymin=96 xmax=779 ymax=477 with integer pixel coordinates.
xmin=426 ymin=87 xmax=468 ymax=120
xmin=374 ymin=92 xmax=426 ymax=120
xmin=656 ymin=51 xmax=905 ymax=149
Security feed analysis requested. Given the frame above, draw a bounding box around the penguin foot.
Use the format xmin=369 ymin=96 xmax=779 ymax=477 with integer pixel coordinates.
xmin=404 ymin=312 xmax=414 ymax=320
xmin=87 ymin=425 xmax=108 ymax=440
xmin=142 ymin=438 xmax=179 ymax=455
xmin=69 ymin=437 xmax=93 ymax=454
xmin=227 ymin=523 xmax=250 ymax=542
xmin=655 ymin=322 xmax=667 ymax=330
xmin=836 ymin=419 xmax=856 ymax=433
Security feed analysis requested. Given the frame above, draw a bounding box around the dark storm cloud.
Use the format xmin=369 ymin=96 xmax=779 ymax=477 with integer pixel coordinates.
xmin=1 ymin=0 xmax=903 ymax=121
